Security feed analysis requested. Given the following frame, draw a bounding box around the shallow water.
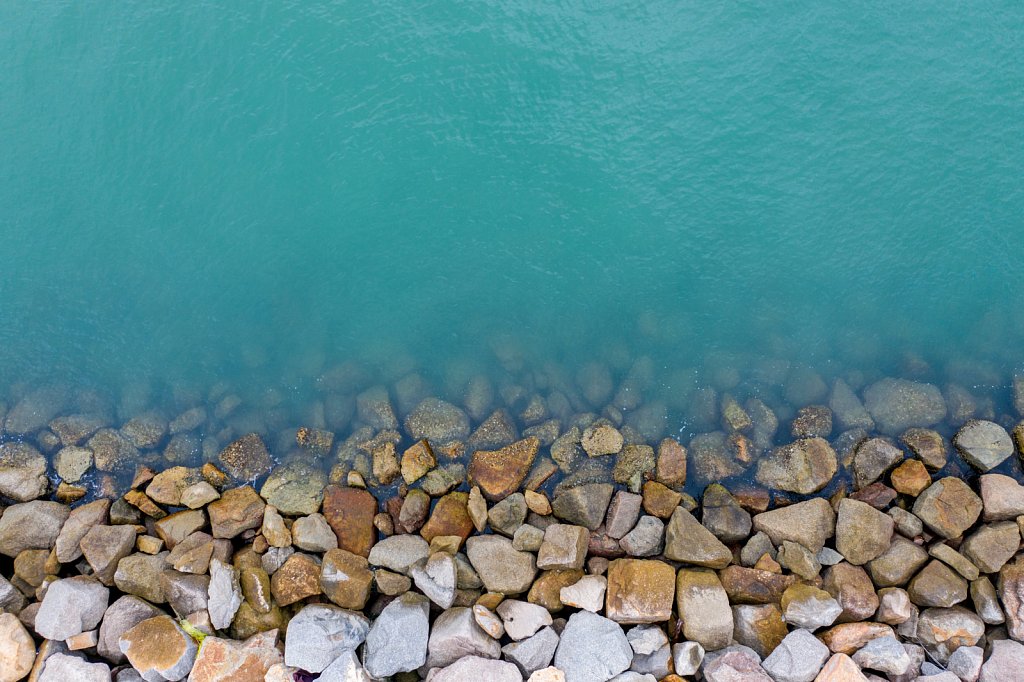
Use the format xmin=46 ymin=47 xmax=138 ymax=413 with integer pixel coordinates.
xmin=2 ymin=2 xmax=1023 ymax=419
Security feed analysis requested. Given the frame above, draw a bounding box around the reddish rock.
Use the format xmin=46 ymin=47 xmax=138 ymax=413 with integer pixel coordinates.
xmin=420 ymin=492 xmax=474 ymax=544
xmin=819 ymin=622 xmax=894 ymax=654
xmin=656 ymin=438 xmax=687 ymax=488
xmin=208 ymin=487 xmax=265 ymax=540
xmin=720 ymin=566 xmax=797 ymax=605
xmin=322 ymin=485 xmax=377 ymax=558
xmin=189 ymin=631 xmax=283 ymax=682
xmin=849 ymin=483 xmax=897 ymax=510
xmin=468 ymin=437 xmax=540 ymax=501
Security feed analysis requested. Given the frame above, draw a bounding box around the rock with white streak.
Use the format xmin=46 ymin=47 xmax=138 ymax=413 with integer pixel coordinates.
xmin=284 ymin=604 xmax=370 ymax=673
xmin=316 ymin=650 xmax=372 ymax=682
xmin=363 ymin=593 xmax=430 ymax=678
xmin=559 ymin=575 xmax=607 ymax=612
xmin=425 ymin=607 xmax=500 ymax=670
xmin=411 ymin=552 xmax=458 ymax=609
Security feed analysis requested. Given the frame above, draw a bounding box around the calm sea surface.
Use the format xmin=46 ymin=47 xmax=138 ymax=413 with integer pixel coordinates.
xmin=2 ymin=2 xmax=1022 ymax=429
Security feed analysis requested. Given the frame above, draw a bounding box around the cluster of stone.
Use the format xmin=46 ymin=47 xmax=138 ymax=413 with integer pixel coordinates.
xmin=2 ymin=373 xmax=1024 ymax=680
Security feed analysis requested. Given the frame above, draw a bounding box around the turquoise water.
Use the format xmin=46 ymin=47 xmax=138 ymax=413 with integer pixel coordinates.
xmin=2 ymin=2 xmax=1023 ymax=410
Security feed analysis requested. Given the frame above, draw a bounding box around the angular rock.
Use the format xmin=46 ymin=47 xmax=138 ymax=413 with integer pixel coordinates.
xmin=732 ymin=603 xmax=787 ymax=658
xmin=780 ymin=584 xmax=842 ymax=631
xmin=284 ymin=604 xmax=369 ymax=673
xmin=605 ymin=558 xmax=674 ymax=624
xmin=551 ymin=483 xmax=615 ymax=531
xmin=259 ymin=462 xmax=326 ymax=516
xmin=954 ymin=419 xmax=1014 ymax=472
xmin=867 ymin=535 xmax=929 ymax=588
xmin=961 ymin=521 xmax=1020 ymax=574
xmin=755 ymin=438 xmax=837 ymax=494
xmin=363 ymin=592 xmax=430 ymax=678
xmin=368 ymin=534 xmax=430 ymax=574
xmin=663 ymin=507 xmax=731 ymax=568
xmin=114 ymin=552 xmax=170 ymax=603
xmin=915 ymin=606 xmax=984 ymax=663
xmin=469 ymin=437 xmax=540 ymax=501
xmin=0 ymin=501 xmax=69 ymax=558
xmin=88 ymin=428 xmax=139 ymax=471
xmin=207 ymin=558 xmax=242 ymax=631
xmin=81 ymin=525 xmax=137 ymax=585
xmin=54 ymin=499 xmax=110 ymax=563
xmin=980 ymin=473 xmax=1024 ymax=521
xmin=851 ymin=635 xmax=911 ymax=677
xmin=901 ymin=428 xmax=948 ymax=471
xmin=560 ymin=575 xmax=607 ymax=612
xmin=913 ymin=477 xmax=983 ymax=539
xmin=421 ymin=491 xmax=475 ymax=544
xmin=208 ymin=486 xmax=265 ymax=539
xmin=676 ymin=569 xmax=732 ymax=651
xmin=503 ymin=626 xmax=559 ymax=677
xmin=553 ymin=611 xmax=632 ymax=682
xmin=752 ymin=498 xmax=835 ymax=553
xmin=0 ymin=612 xmax=35 ymax=682
xmin=37 ymin=653 xmax=110 ymax=682
xmin=426 ymin=606 xmax=500 ymax=669
xmin=619 ymin=515 xmax=664 ymax=557
xmin=822 ymin=563 xmax=879 ymax=623
xmin=291 ymin=513 xmax=338 ymax=553
xmin=582 ymin=423 xmax=624 ymax=456
xmin=320 ymin=549 xmax=373 ymax=610
xmin=188 ymin=631 xmax=283 ymax=682
xmin=400 ymin=439 xmax=435 ymax=485
xmin=852 ymin=438 xmax=904 ymax=490
xmin=979 ymin=639 xmax=1024 ymax=682
xmin=270 ymin=553 xmax=321 ymax=606
xmin=430 ymin=656 xmax=522 ymax=682
xmin=537 ymin=524 xmax=589 ymax=570
xmin=497 ymin=599 xmax=554 ymax=641
xmin=835 ymin=499 xmax=894 ymax=565
xmin=701 ymin=645 xmax=772 ymax=681
xmin=761 ymin=628 xmax=830 ymax=682
xmin=35 ymin=576 xmax=109 ymax=641
xmin=322 ymin=485 xmax=376 ymax=557
xmin=411 ymin=552 xmax=458 ymax=609
xmin=97 ymin=595 xmax=163 ymax=663
xmin=605 ymin=491 xmax=643 ymax=539
xmin=999 ymin=556 xmax=1024 ymax=640
xmin=119 ymin=615 xmax=197 ymax=682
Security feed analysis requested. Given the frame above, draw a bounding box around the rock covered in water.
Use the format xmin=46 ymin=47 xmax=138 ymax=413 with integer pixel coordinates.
xmin=953 ymin=419 xmax=1014 ymax=472
xmin=755 ymin=437 xmax=837 ymax=494
xmin=217 ymin=434 xmax=273 ymax=481
xmin=469 ymin=437 xmax=539 ymax=501
xmin=405 ymin=397 xmax=470 ymax=444
xmin=863 ymin=378 xmax=946 ymax=435
xmin=0 ymin=442 xmax=48 ymax=501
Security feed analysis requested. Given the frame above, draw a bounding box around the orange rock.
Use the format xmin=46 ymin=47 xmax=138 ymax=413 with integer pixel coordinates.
xmin=815 ymin=653 xmax=869 ymax=681
xmin=322 ymin=485 xmax=377 ymax=557
xmin=641 ymin=481 xmax=682 ymax=518
xmin=469 ymin=437 xmax=539 ymax=501
xmin=819 ymin=622 xmax=894 ymax=654
xmin=401 ymin=439 xmax=436 ymax=484
xmin=420 ymin=492 xmax=474 ymax=544
xmin=890 ymin=459 xmax=931 ymax=497
xmin=189 ymin=631 xmax=283 ymax=682
xmin=605 ymin=559 xmax=675 ymax=623
xmin=656 ymin=438 xmax=687 ymax=488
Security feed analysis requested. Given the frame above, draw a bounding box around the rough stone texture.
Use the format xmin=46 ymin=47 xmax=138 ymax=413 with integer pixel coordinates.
xmin=37 ymin=653 xmax=110 ymax=682
xmin=863 ymin=378 xmax=946 ymax=435
xmin=901 ymin=428 xmax=948 ymax=471
xmin=208 ymin=558 xmax=242 ymax=630
xmin=119 ymin=615 xmax=198 ymax=682
xmin=259 ymin=461 xmax=326 ymax=515
xmin=815 ymin=652 xmax=869 ymax=681
xmin=188 ymin=631 xmax=283 ymax=682
xmin=496 ymin=599 xmax=553 ymax=641
xmin=582 ymin=423 xmax=624 ymax=457
xmin=553 ymin=610 xmax=632 ymax=682
xmin=0 ymin=442 xmax=48 ymax=502
xmin=780 ymin=584 xmax=842 ymax=630
xmin=89 ymin=428 xmax=140 ymax=471
xmin=0 ymin=613 xmax=35 ymax=682
xmin=605 ymin=491 xmax=643 ymax=539
xmin=980 ymin=473 xmax=1024 ymax=521
xmin=321 ymin=548 xmax=373 ymax=610
xmin=663 ymin=507 xmax=731 ymax=568
xmin=35 ymin=576 xmax=109 ymax=641
xmin=0 ymin=501 xmax=69 ymax=558
xmin=761 ymin=628 xmax=830 ymax=682
xmin=431 ymin=656 xmax=523 ymax=682
xmin=852 ymin=438 xmax=904 ymax=490
xmin=81 ymin=524 xmax=137 ymax=585
xmin=54 ymin=498 xmax=110 ymax=563
xmin=978 ymin=639 xmax=1024 ymax=682
xmin=114 ymin=552 xmax=170 ymax=603
xmin=363 ymin=593 xmax=430 ymax=679
xmin=604 ymin=558 xmax=674 ymax=624
xmin=676 ymin=569 xmax=733 ymax=651
xmin=503 ymin=626 xmax=559 ymax=676
xmin=405 ymin=398 xmax=470 ymax=444
xmin=368 ymin=534 xmax=430 ymax=574
xmin=217 ymin=434 xmax=272 ymax=481
xmin=755 ymin=438 xmax=837 ymax=494
xmin=702 ymin=645 xmax=772 ymax=681
xmin=322 ymin=485 xmax=377 ymax=557
xmin=851 ymin=635 xmax=911 ymax=676
xmin=822 ymin=563 xmax=879 ymax=623
xmin=551 ymin=483 xmax=615 ymax=530
xmin=752 ymin=498 xmax=835 ymax=553
xmin=270 ymin=553 xmax=321 ymax=606
xmin=999 ymin=555 xmax=1024 ymax=640
xmin=97 ymin=595 xmax=163 ymax=663
xmin=953 ymin=419 xmax=1014 ymax=472
xmin=835 ymin=499 xmax=894 ymax=565
xmin=208 ymin=486 xmax=265 ymax=539
xmin=915 ymin=606 xmax=984 ymax=663
xmin=867 ymin=536 xmax=929 ymax=588
xmin=913 ymin=477 xmax=983 ymax=539
xmin=831 ymin=378 xmax=874 ymax=431
xmin=283 ymin=604 xmax=370 ymax=673
xmin=961 ymin=521 xmax=1020 ymax=574
xmin=620 ymin=515 xmax=664 ymax=557
xmin=421 ymin=491 xmax=475 ymax=544
xmin=537 ymin=524 xmax=589 ymax=570
xmin=470 ymin=437 xmax=540 ymax=501
xmin=426 ymin=606 xmax=500 ymax=669
xmin=466 ymin=535 xmax=538 ymax=594
xmin=732 ymin=603 xmax=787 ymax=658
xmin=701 ymin=484 xmax=751 ymax=544
xmin=411 ymin=551 xmax=458 ymax=608
xmin=291 ymin=513 xmax=338 ymax=553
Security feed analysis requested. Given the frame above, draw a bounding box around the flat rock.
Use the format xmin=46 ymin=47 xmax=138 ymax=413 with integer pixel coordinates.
xmin=752 ymin=498 xmax=835 ymax=553
xmin=863 ymin=378 xmax=946 ymax=435
xmin=553 ymin=610 xmax=633 ymax=682
xmin=37 ymin=653 xmax=110 ymax=682
xmin=0 ymin=442 xmax=48 ymax=501
xmin=537 ymin=524 xmax=589 ymax=570
xmin=208 ymin=486 xmax=266 ymax=539
xmin=426 ymin=606 xmax=500 ymax=669
xmin=913 ymin=477 xmax=983 ymax=539
xmin=270 ymin=553 xmax=321 ymax=606
xmin=663 ymin=507 xmax=732 ymax=568
xmin=755 ymin=437 xmax=837 ymax=494
xmin=466 ymin=535 xmax=538 ymax=595
xmin=259 ymin=461 xmax=326 ymax=515
xmin=322 ymin=485 xmax=377 ymax=557
xmin=291 ymin=513 xmax=338 ymax=553
xmin=283 ymin=603 xmax=370 ymax=673
xmin=605 ymin=558 xmax=675 ymax=623
xmin=835 ymin=499 xmax=894 ymax=565
xmin=217 ymin=433 xmax=272 ymax=481
xmin=35 ymin=576 xmax=109 ymax=641
xmin=980 ymin=474 xmax=1024 ymax=521
xmin=368 ymin=534 xmax=431 ymax=574
xmin=4 ymin=386 xmax=67 ymax=435
xmin=363 ymin=592 xmax=430 ymax=678
xmin=901 ymin=428 xmax=948 ymax=471
xmin=867 ymin=535 xmax=929 ymax=587
xmin=469 ymin=437 xmax=540 ymax=501
xmin=560 ymin=575 xmax=607 ymax=612
xmin=780 ymin=584 xmax=842 ymax=631
xmin=119 ymin=615 xmax=197 ymax=682
xmin=114 ymin=552 xmax=170 ymax=603
xmin=850 ymin=635 xmax=910 ymax=677
xmin=88 ymin=428 xmax=140 ymax=472
xmin=961 ymin=521 xmax=1020 ymax=574
xmin=676 ymin=569 xmax=733 ymax=651
xmin=55 ymin=498 xmax=110 ymax=563
xmin=953 ymin=419 xmax=1014 ymax=472
xmin=0 ymin=500 xmax=69 ymax=558
xmin=620 ymin=515 xmax=664 ymax=557
xmin=761 ymin=628 xmax=830 ymax=682
xmin=421 ymin=491 xmax=475 ymax=543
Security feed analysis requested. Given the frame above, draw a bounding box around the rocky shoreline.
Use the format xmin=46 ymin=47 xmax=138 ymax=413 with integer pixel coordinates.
xmin=2 ymin=373 xmax=1024 ymax=680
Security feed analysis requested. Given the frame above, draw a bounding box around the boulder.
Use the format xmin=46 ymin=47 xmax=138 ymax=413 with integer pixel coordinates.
xmin=553 ymin=611 xmax=633 ymax=682
xmin=217 ymin=434 xmax=272 ymax=481
xmin=0 ymin=442 xmax=48 ymax=501
xmin=953 ymin=420 xmax=1014 ymax=472
xmin=752 ymin=498 xmax=835 ymax=553
xmin=283 ymin=604 xmax=369 ymax=674
xmin=863 ymin=379 xmax=946 ymax=434
xmin=363 ymin=592 xmax=430 ymax=678
xmin=469 ymin=437 xmax=540 ymax=501
xmin=755 ymin=438 xmax=837 ymax=494
xmin=119 ymin=615 xmax=198 ymax=682
xmin=551 ymin=483 xmax=615 ymax=530
xmin=259 ymin=462 xmax=326 ymax=515
xmin=405 ymin=398 xmax=470 ymax=444
xmin=426 ymin=607 xmax=500 ymax=669
xmin=97 ymin=595 xmax=163 ymax=663
xmin=35 ymin=576 xmax=109 ymax=641
xmin=188 ymin=631 xmax=283 ymax=682
xmin=0 ymin=613 xmax=35 ymax=682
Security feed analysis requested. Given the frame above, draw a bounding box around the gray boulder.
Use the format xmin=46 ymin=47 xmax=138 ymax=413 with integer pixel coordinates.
xmin=761 ymin=629 xmax=830 ymax=682
xmin=863 ymin=378 xmax=946 ymax=435
xmin=363 ymin=592 xmax=430 ymax=678
xmin=284 ymin=604 xmax=370 ymax=673
xmin=954 ymin=420 xmax=1014 ymax=472
xmin=35 ymin=576 xmax=110 ymax=641
xmin=553 ymin=610 xmax=633 ymax=682
xmin=425 ymin=606 xmax=500 ymax=670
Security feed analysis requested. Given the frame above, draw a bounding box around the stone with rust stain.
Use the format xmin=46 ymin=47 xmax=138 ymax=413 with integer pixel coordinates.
xmin=655 ymin=438 xmax=687 ymax=488
xmin=119 ymin=615 xmax=197 ymax=682
xmin=208 ymin=486 xmax=265 ymax=539
xmin=218 ymin=433 xmax=273 ymax=481
xmin=469 ymin=437 xmax=540 ymax=501
xmin=604 ymin=558 xmax=675 ymax=624
xmin=270 ymin=553 xmax=321 ymax=606
xmin=527 ymin=569 xmax=585 ymax=612
xmin=420 ymin=491 xmax=474 ymax=544
xmin=401 ymin=439 xmax=436 ymax=485
xmin=188 ymin=630 xmax=283 ymax=682
xmin=320 ymin=549 xmax=373 ymax=610
xmin=322 ymin=485 xmax=377 ymax=558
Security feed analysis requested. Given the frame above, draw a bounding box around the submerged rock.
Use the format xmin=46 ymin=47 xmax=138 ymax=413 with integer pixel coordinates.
xmin=0 ymin=442 xmax=48 ymax=501
xmin=405 ymin=398 xmax=470 ymax=444
xmin=863 ymin=378 xmax=946 ymax=435
xmin=953 ymin=419 xmax=1014 ymax=472
xmin=755 ymin=438 xmax=837 ymax=494
xmin=217 ymin=434 xmax=273 ymax=481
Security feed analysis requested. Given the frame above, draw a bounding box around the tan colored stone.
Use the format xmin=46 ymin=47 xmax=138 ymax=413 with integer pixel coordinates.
xmin=525 ymin=490 xmax=551 ymax=515
xmin=889 ymin=459 xmax=930 ymax=496
xmin=676 ymin=569 xmax=732 ymax=651
xmin=819 ymin=622 xmax=894 ymax=654
xmin=153 ymin=509 xmax=207 ymax=549
xmin=401 ymin=439 xmax=436 ymax=484
xmin=270 ymin=553 xmax=321 ymax=606
xmin=656 ymin=438 xmax=686 ymax=488
xmin=208 ymin=486 xmax=265 ymax=539
xmin=124 ymin=490 xmax=166 ymax=519
xmin=815 ymin=653 xmax=869 ymax=681
xmin=372 ymin=442 xmax=400 ymax=485
xmin=912 ymin=477 xmax=983 ymax=539
xmin=0 ymin=612 xmax=34 ymax=682
xmin=604 ymin=559 xmax=674 ymax=623
xmin=528 ymin=569 xmax=584 ymax=612
xmin=218 ymin=434 xmax=272 ymax=481
xmin=119 ymin=615 xmax=197 ymax=682
xmin=641 ymin=481 xmax=681 ymax=519
xmin=320 ymin=549 xmax=373 ymax=610
xmin=189 ymin=631 xmax=283 ymax=682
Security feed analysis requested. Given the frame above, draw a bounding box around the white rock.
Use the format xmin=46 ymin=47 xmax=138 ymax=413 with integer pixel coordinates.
xmin=367 ymin=534 xmax=430 ymax=574
xmin=528 ymin=668 xmax=566 ymax=682
xmin=425 ymin=607 xmax=500 ymax=670
xmin=318 ymin=650 xmax=372 ymax=682
xmin=947 ymin=645 xmax=983 ymax=682
xmin=559 ymin=575 xmax=606 ymax=613
xmin=363 ymin=593 xmax=430 ymax=678
xmin=207 ymin=558 xmax=242 ymax=631
xmin=761 ymin=629 xmax=830 ymax=682
xmin=292 ymin=513 xmax=339 ymax=553
xmin=472 ymin=604 xmax=504 ymax=639
xmin=672 ymin=641 xmax=705 ymax=676
xmin=37 ymin=652 xmax=110 ymax=682
xmin=35 ymin=576 xmax=110 ymax=641
xmin=0 ymin=613 xmax=35 ymax=682
xmin=428 ymin=655 xmax=522 ymax=682
xmin=502 ymin=626 xmax=559 ymax=677
xmin=284 ymin=604 xmax=370 ymax=674
xmin=979 ymin=639 xmax=1024 ymax=682
xmin=496 ymin=599 xmax=553 ymax=641
xmin=411 ymin=553 xmax=458 ymax=609
xmin=553 ymin=611 xmax=632 ymax=682
xmin=626 ymin=625 xmax=668 ymax=656
xmin=851 ymin=636 xmax=911 ymax=676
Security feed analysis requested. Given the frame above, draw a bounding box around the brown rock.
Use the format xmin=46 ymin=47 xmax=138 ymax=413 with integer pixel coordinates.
xmin=675 ymin=569 xmax=733 ymax=651
xmin=468 ymin=437 xmax=540 ymax=501
xmin=823 ymin=563 xmax=879 ymax=623
xmin=999 ymin=556 xmax=1024 ymax=640
xmin=400 ymin=439 xmax=435 ymax=484
xmin=890 ymin=459 xmax=930 ymax=497
xmin=640 ymin=480 xmax=681 ymax=519
xmin=188 ymin=631 xmax=283 ymax=682
xmin=208 ymin=486 xmax=265 ymax=539
xmin=961 ymin=521 xmax=1021 ymax=574
xmin=663 ymin=506 xmax=731 ymax=568
xmin=372 ymin=443 xmax=400 ymax=485
xmin=420 ymin=492 xmax=474 ymax=544
xmin=848 ymin=482 xmax=897 ymax=510
xmin=146 ymin=467 xmax=202 ymax=506
xmin=916 ymin=606 xmax=984 ymax=662
xmin=80 ymin=525 xmax=137 ymax=585
xmin=218 ymin=434 xmax=272 ymax=481
xmin=900 ymin=428 xmax=948 ymax=471
xmin=755 ymin=437 xmax=837 ymax=494
xmin=119 ymin=615 xmax=197 ymax=681
xmin=912 ymin=477 xmax=983 ymax=539
xmin=732 ymin=603 xmax=787 ymax=658
xmin=866 ymin=535 xmax=929 ymax=588
xmin=604 ymin=558 xmax=675 ymax=623
xmin=270 ymin=553 xmax=321 ymax=606
xmin=528 ymin=569 xmax=584 ymax=612
xmin=816 ymin=653 xmax=869 ymax=681
xmin=835 ymin=499 xmax=894 ymax=566
xmin=656 ymin=438 xmax=687 ymax=488
xmin=322 ymin=485 xmax=377 ymax=557
xmin=752 ymin=498 xmax=836 ymax=553
xmin=154 ymin=509 xmax=207 ymax=549
xmin=908 ymin=559 xmax=968 ymax=608
xmin=852 ymin=438 xmax=904 ymax=489
xmin=320 ymin=549 xmax=373 ymax=610
xmin=720 ymin=566 xmax=796 ymax=605
xmin=819 ymin=622 xmax=894 ymax=654
xmin=124 ymin=490 xmax=166 ymax=519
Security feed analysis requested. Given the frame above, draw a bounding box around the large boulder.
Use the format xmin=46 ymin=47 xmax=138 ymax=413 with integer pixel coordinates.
xmin=553 ymin=611 xmax=632 ymax=682
xmin=0 ymin=443 xmax=48 ymax=501
xmin=863 ymin=378 xmax=946 ymax=435
xmin=755 ymin=438 xmax=837 ymax=494
xmin=953 ymin=420 xmax=1014 ymax=472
